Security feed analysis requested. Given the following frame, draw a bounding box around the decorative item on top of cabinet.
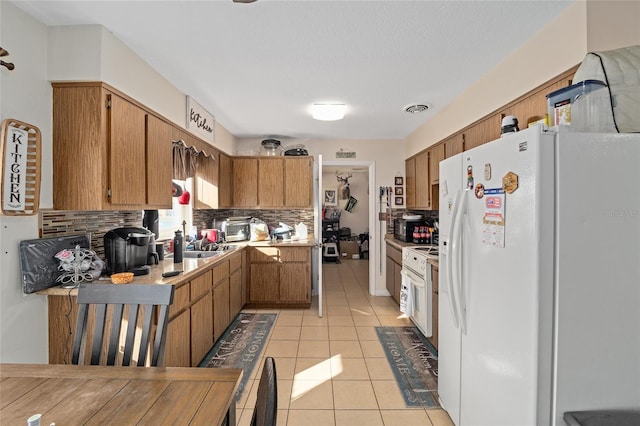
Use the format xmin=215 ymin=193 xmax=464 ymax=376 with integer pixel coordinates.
xmin=52 ymin=82 xmax=173 ymax=210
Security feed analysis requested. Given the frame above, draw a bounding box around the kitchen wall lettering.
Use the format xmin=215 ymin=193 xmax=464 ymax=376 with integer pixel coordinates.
xmin=1 ymin=119 xmax=41 ymax=215
xmin=186 ymin=96 xmax=215 ymax=143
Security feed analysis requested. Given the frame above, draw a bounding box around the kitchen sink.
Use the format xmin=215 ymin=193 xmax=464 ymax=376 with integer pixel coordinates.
xmin=181 ymin=245 xmax=237 ymax=259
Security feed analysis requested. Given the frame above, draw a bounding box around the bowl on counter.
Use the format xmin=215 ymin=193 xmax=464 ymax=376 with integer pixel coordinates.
xmin=110 ymin=272 xmax=134 ymax=284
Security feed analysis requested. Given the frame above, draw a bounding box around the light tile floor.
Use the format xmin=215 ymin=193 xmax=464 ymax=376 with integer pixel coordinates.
xmin=236 ymin=259 xmax=454 ymax=426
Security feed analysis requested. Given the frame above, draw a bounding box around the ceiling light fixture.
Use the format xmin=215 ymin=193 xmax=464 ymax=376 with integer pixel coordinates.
xmin=404 ymin=103 xmax=430 ymax=114
xmin=311 ymin=104 xmax=346 ymax=121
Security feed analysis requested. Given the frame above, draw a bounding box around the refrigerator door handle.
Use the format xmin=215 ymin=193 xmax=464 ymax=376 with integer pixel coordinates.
xmin=457 ymin=190 xmax=469 ymax=333
xmin=451 ymin=189 xmax=468 ymax=334
xmin=447 ymin=189 xmax=462 ymax=329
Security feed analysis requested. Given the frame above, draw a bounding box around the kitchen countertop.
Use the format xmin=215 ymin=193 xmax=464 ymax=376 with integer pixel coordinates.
xmin=38 ymin=236 xmax=316 ymax=297
xmin=384 ymin=234 xmax=439 ymax=267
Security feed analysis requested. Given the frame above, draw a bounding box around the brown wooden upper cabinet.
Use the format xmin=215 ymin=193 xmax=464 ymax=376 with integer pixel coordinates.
xmin=52 ymin=82 xmax=173 ymax=210
xmin=193 ymin=149 xmax=220 ymax=210
xmin=405 ymin=150 xmax=430 ymax=210
xmin=233 ymin=158 xmax=259 ymax=207
xmin=230 ymin=156 xmax=313 ymax=209
xmin=284 ymin=157 xmax=313 ymax=208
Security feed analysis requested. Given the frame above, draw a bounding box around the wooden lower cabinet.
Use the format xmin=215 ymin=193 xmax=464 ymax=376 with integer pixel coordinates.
xmin=213 ymin=279 xmax=230 ymax=342
xmin=190 ymin=294 xmax=213 ymax=366
xmin=246 ymin=246 xmax=311 ymax=308
xmin=212 ymin=251 xmax=244 ymax=341
xmin=430 ymin=264 xmax=439 ymax=351
xmin=165 ymin=270 xmax=213 ymax=367
xmin=165 ymin=309 xmax=191 ymax=367
xmin=385 ymin=242 xmax=402 ymax=303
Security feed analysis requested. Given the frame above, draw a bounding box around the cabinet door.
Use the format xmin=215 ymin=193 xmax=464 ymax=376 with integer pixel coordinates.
xmin=146 ymin=114 xmax=173 ymax=207
xmin=258 ymin=158 xmax=284 ymax=207
xmin=219 ymin=153 xmax=232 ymax=208
xmin=444 ymin=134 xmax=464 ymax=158
xmin=191 ymin=294 xmax=213 ymax=366
xmin=248 ymin=263 xmax=280 ymax=302
xmin=52 ymin=85 xmax=106 ymax=210
xmin=165 ymin=310 xmax=191 ymax=367
xmin=285 ymin=157 xmax=313 ymax=208
xmin=405 ymin=157 xmax=416 ymax=208
xmin=233 ymin=158 xmax=258 ymax=207
xmin=280 ymin=263 xmax=310 ymax=303
xmin=108 ymin=93 xmax=147 ymax=206
xmin=194 ymin=150 xmax=220 ymax=209
xmin=229 ymin=270 xmax=243 ymax=319
xmin=393 ymin=262 xmax=403 ymax=305
xmin=431 ymin=266 xmax=439 ymax=350
xmin=386 ymin=256 xmax=396 ymax=301
xmin=415 ymin=151 xmax=430 ymax=209
xmin=213 ymin=279 xmax=230 ymax=341
xmin=429 ymin=144 xmax=445 ymax=184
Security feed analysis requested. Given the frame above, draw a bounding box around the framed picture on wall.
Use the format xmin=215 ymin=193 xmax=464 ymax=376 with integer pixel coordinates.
xmin=394 ymin=177 xmax=404 ymax=186
xmin=324 ymin=189 xmax=337 ymax=206
xmin=395 ymin=196 xmax=404 ymax=206
xmin=395 ymin=186 xmax=404 ymax=196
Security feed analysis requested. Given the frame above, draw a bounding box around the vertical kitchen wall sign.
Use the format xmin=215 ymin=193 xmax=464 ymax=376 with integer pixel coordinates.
xmin=0 ymin=119 xmax=41 ymax=215
xmin=186 ymin=96 xmax=215 ymax=144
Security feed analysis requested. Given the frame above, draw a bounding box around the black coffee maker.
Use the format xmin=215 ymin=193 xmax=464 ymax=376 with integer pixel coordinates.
xmin=104 ymin=227 xmax=154 ymax=275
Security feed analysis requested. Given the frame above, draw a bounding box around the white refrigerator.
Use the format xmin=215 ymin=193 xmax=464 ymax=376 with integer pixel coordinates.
xmin=438 ymin=125 xmax=640 ymax=426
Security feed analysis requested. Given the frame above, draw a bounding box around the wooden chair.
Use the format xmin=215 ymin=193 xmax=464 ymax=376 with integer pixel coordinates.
xmin=72 ymin=283 xmax=174 ymax=367
xmin=251 ymin=357 xmax=278 ymax=426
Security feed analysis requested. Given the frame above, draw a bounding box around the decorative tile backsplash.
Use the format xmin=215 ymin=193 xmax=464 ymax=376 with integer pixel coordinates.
xmin=193 ymin=209 xmax=315 ymax=235
xmin=40 ymin=210 xmax=142 ymax=258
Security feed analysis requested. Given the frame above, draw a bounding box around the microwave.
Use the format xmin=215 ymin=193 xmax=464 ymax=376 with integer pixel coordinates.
xmin=221 ymin=218 xmax=250 ymax=242
xmin=394 ymin=219 xmax=429 ymax=243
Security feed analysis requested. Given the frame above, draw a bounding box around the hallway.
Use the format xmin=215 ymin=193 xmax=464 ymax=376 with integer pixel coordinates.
xmin=237 ymin=259 xmax=454 ymax=426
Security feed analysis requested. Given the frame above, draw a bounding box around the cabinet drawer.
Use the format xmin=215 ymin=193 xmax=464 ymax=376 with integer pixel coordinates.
xmin=170 ymin=283 xmax=190 ymax=317
xmin=280 ymin=247 xmax=310 ymax=262
xmin=386 ymin=243 xmax=402 ymax=264
xmin=212 ymin=260 xmax=230 ymax=284
xmin=191 ymin=270 xmax=211 ymax=300
xmin=229 ymin=252 xmax=242 ymax=272
xmin=249 ymin=247 xmax=279 ymax=262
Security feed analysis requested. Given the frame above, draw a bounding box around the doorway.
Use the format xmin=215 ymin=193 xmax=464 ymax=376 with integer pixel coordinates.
xmin=320 ymin=160 xmax=376 ymax=298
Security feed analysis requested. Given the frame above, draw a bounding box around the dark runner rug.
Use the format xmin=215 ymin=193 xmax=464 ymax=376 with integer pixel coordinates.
xmin=376 ymin=326 xmax=440 ymax=408
xmin=199 ymin=312 xmax=277 ymax=400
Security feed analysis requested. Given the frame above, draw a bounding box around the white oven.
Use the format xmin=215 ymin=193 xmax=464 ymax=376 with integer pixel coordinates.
xmin=401 ymin=246 xmax=438 ymax=337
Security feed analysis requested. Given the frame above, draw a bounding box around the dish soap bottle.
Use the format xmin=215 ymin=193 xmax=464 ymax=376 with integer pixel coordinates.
xmin=173 ymin=230 xmax=183 ymax=263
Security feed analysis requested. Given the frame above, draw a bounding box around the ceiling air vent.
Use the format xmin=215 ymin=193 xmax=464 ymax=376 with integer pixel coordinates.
xmin=404 ymin=104 xmax=430 ymax=114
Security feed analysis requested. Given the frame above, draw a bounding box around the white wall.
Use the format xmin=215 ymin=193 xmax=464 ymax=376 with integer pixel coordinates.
xmin=322 ymin=170 xmax=369 ymax=237
xmin=405 ymin=0 xmax=640 ymax=157
xmin=0 ymin=1 xmax=51 ymax=363
xmin=47 ymin=25 xmax=236 ymax=155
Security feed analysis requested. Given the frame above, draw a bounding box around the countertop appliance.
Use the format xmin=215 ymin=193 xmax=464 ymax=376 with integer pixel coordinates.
xmin=394 ymin=219 xmax=435 ymax=243
xmin=104 ymin=227 xmax=153 ymax=275
xmin=438 ymin=126 xmax=640 ymax=425
xmin=221 ymin=217 xmax=250 ymax=242
xmin=401 ymin=245 xmax=438 ymax=337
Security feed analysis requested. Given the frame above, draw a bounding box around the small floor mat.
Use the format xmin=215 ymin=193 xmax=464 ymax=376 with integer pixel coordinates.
xmin=200 ymin=312 xmax=277 ymax=400
xmin=376 ymin=326 xmax=440 ymax=407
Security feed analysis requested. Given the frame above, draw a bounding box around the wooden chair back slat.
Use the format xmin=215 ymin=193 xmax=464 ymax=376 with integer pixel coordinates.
xmin=72 ymin=284 xmax=174 ymax=367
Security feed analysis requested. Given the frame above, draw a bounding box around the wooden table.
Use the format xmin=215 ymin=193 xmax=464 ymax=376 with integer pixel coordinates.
xmin=0 ymin=363 xmax=242 ymax=425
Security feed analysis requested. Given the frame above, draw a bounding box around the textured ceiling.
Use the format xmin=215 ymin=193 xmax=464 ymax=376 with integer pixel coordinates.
xmin=13 ymin=0 xmax=573 ymax=140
